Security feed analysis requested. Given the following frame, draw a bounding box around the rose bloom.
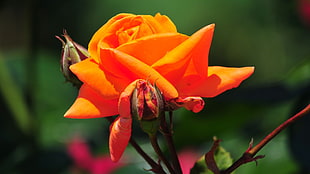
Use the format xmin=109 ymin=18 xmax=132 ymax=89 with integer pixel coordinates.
xmin=64 ymin=13 xmax=254 ymax=162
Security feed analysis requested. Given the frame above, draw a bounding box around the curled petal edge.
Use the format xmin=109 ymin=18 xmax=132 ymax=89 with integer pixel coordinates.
xmin=166 ymin=97 xmax=205 ymax=113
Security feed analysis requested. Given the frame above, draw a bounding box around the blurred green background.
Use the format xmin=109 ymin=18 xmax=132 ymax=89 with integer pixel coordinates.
xmin=1 ymin=0 xmax=310 ymax=173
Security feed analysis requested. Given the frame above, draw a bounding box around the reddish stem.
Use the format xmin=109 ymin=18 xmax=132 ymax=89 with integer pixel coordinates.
xmin=248 ymin=104 xmax=310 ymax=156
xmin=221 ymin=104 xmax=310 ymax=174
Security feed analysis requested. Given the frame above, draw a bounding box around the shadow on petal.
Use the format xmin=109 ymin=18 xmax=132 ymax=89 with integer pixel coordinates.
xmin=179 ymin=66 xmax=255 ymax=98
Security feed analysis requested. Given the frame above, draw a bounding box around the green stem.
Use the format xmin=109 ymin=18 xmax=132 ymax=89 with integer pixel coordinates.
xmin=160 ymin=112 xmax=182 ymax=174
xmin=149 ymin=133 xmax=176 ymax=174
xmin=129 ymin=138 xmax=166 ymax=174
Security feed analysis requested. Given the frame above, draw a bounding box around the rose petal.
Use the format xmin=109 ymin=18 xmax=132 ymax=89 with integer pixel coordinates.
xmin=152 ymin=24 xmax=215 ymax=86
xmin=89 ymin=13 xmax=178 ymax=59
xmin=169 ymin=97 xmax=205 ymax=113
xmin=97 ymin=15 xmax=144 ymax=49
xmin=117 ymin=33 xmax=188 ymax=65
xmin=64 ymin=84 xmax=118 ymax=118
xmin=108 ymin=81 xmax=136 ymax=162
xmin=109 ymin=117 xmax=132 ymax=162
xmin=99 ymin=48 xmax=179 ymax=99
xmin=88 ymin=13 xmax=134 ymax=57
xmin=70 ymin=58 xmax=120 ymax=99
xmin=142 ymin=14 xmax=177 ymax=33
xmin=96 ymin=14 xmax=172 ymax=49
xmin=179 ymin=66 xmax=255 ymax=97
xmin=154 ymin=13 xmax=177 ymax=32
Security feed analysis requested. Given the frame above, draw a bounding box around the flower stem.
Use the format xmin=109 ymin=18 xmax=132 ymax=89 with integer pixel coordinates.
xmin=248 ymin=104 xmax=310 ymax=156
xmin=149 ymin=133 xmax=176 ymax=174
xmin=105 ymin=117 xmax=165 ymax=173
xmin=129 ymin=138 xmax=166 ymax=174
xmin=160 ymin=112 xmax=183 ymax=174
xmin=221 ymin=104 xmax=310 ymax=174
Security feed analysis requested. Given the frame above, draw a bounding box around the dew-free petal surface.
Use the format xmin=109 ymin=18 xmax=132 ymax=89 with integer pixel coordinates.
xmin=109 ymin=117 xmax=132 ymax=162
xmin=88 ymin=13 xmax=133 ymax=57
xmin=154 ymin=13 xmax=177 ymax=32
xmin=152 ymin=24 xmax=215 ymax=87
xmin=64 ymin=84 xmax=118 ymax=118
xmin=180 ymin=66 xmax=255 ymax=97
xmin=117 ymin=33 xmax=188 ymax=65
xmin=70 ymin=58 xmax=120 ymax=99
xmin=99 ymin=48 xmax=179 ymax=99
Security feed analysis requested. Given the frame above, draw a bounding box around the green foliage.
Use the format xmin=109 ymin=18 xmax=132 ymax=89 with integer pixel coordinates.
xmin=214 ymin=146 xmax=234 ymax=171
xmin=190 ymin=144 xmax=233 ymax=174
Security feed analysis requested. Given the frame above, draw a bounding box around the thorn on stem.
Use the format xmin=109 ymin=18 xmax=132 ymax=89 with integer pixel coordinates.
xmin=246 ymin=138 xmax=254 ymax=153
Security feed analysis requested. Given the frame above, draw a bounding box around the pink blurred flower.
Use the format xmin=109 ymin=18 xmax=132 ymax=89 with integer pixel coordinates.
xmin=298 ymin=0 xmax=310 ymax=26
xmin=178 ymin=149 xmax=201 ymax=174
xmin=67 ymin=137 xmax=124 ymax=174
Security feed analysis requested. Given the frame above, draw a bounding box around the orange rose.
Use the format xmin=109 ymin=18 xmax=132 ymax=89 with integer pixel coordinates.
xmin=88 ymin=13 xmax=177 ymax=52
xmin=64 ymin=13 xmax=254 ymax=162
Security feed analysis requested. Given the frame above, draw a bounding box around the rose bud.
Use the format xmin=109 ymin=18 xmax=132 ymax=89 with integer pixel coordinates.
xmin=56 ymin=31 xmax=89 ymax=87
xmin=131 ymin=80 xmax=164 ymax=135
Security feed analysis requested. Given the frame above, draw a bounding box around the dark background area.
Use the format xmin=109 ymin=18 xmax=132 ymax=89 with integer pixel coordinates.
xmin=1 ymin=0 xmax=309 ymax=173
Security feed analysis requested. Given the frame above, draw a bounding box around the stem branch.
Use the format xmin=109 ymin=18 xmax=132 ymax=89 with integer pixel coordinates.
xmin=149 ymin=133 xmax=176 ymax=174
xmin=221 ymin=104 xmax=310 ymax=174
xmin=248 ymin=104 xmax=310 ymax=156
xmin=129 ymin=138 xmax=166 ymax=174
xmin=160 ymin=112 xmax=183 ymax=174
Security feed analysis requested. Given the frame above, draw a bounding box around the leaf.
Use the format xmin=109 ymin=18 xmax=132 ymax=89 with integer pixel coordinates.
xmin=190 ymin=156 xmax=211 ymax=174
xmin=213 ymin=146 xmax=234 ymax=171
xmin=190 ymin=139 xmax=234 ymax=174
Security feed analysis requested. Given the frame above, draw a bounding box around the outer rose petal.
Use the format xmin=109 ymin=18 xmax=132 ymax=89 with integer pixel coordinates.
xmin=109 ymin=84 xmax=135 ymax=162
xmin=152 ymin=24 xmax=214 ymax=90
xmin=180 ymin=66 xmax=255 ymax=97
xmin=64 ymin=84 xmax=118 ymax=118
xmin=99 ymin=48 xmax=178 ymax=99
xmin=117 ymin=33 xmax=188 ymax=65
xmin=168 ymin=97 xmax=205 ymax=113
xmin=70 ymin=58 xmax=120 ymax=99
xmin=109 ymin=117 xmax=132 ymax=162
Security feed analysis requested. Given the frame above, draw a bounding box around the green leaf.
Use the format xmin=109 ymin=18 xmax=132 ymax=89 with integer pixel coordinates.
xmin=190 ymin=142 xmax=234 ymax=174
xmin=190 ymin=155 xmax=211 ymax=174
xmin=214 ymin=146 xmax=233 ymax=171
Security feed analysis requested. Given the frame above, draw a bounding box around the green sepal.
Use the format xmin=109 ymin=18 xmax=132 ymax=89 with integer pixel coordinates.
xmin=140 ymin=118 xmax=160 ymax=136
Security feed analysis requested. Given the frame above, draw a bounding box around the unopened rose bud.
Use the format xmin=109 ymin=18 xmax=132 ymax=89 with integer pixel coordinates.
xmin=56 ymin=30 xmax=89 ymax=87
xmin=131 ymin=80 xmax=164 ymax=135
